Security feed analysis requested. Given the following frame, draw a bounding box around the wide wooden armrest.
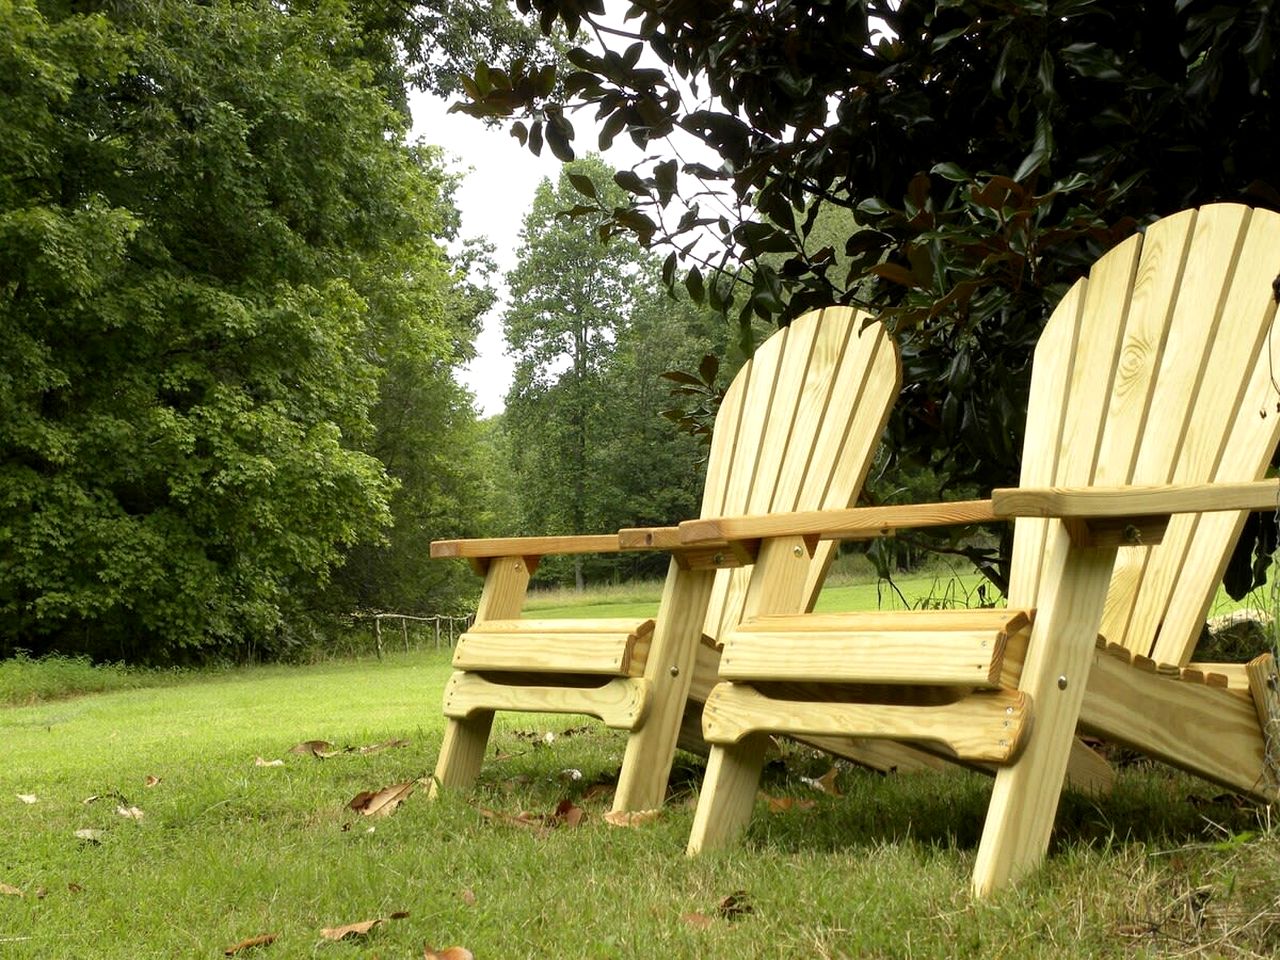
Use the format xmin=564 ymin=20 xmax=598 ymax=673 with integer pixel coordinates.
xmin=431 ymin=534 xmax=624 ymax=559
xmin=678 ymin=499 xmax=998 ymax=544
xmin=991 ymin=479 xmax=1280 ymax=519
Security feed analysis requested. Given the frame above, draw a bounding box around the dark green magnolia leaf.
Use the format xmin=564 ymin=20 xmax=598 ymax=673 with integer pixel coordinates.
xmin=546 ymin=114 xmax=575 ymax=162
xmin=685 ymin=266 xmax=705 ymax=304
xmin=613 ymin=169 xmax=650 ymax=196
xmin=930 ymin=162 xmax=970 ymax=182
xmin=568 ymin=172 xmax=597 ymax=199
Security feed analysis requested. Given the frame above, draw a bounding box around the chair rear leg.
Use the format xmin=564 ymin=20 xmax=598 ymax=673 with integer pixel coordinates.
xmin=429 ymin=711 xmax=495 ymax=799
xmin=687 ymin=732 xmax=770 ymax=855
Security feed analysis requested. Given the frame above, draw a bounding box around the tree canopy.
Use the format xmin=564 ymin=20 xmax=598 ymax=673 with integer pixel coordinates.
xmin=449 ymin=0 xmax=1280 ymax=588
xmin=0 ymin=0 xmax=486 ymax=661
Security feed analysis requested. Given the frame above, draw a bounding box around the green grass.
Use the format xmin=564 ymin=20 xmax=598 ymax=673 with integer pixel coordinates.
xmin=3 ymin=647 xmax=1279 ymax=958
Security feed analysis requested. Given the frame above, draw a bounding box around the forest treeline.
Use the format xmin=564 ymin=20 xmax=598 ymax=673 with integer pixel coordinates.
xmin=1 ymin=1 xmax=725 ymax=664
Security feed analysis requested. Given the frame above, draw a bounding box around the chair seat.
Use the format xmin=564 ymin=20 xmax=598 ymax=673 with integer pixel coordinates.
xmin=720 ymin=608 xmax=1031 ymax=687
xmin=452 ymin=617 xmax=655 ymax=677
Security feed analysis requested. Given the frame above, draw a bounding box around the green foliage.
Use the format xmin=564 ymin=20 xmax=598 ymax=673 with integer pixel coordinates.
xmin=449 ymin=0 xmax=1280 ymax=585
xmin=500 ymin=156 xmax=715 ymax=585
xmin=0 ymin=0 xmax=481 ymax=661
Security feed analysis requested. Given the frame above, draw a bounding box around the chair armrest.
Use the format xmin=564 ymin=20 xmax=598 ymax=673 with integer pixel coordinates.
xmin=430 ymin=534 xmax=624 ymax=560
xmin=678 ymin=499 xmax=998 ymax=544
xmin=990 ymin=479 xmax=1280 ymax=519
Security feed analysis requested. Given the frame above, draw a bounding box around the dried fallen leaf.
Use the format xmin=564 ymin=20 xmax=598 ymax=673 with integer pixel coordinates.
xmin=424 ymin=946 xmax=474 ymax=960
xmin=559 ymin=768 xmax=583 ymax=781
xmin=717 ymin=891 xmax=753 ymax=920
xmin=116 ymin=805 xmax=144 ymax=821
xmin=74 ymin=829 xmax=104 ymax=843
xmin=478 ymin=807 xmax=550 ymax=835
xmin=320 ymin=919 xmax=382 ymax=941
xmin=358 ymin=738 xmax=410 ymax=755
xmin=580 ymin=781 xmax=615 ymax=803
xmin=553 ymin=798 xmax=585 ymax=828
xmin=16 ymin=794 xmax=37 ymax=805
xmin=34 ymin=887 xmax=47 ymax=900
xmin=0 ymin=883 xmax=23 ymax=897
xmin=67 ymin=883 xmax=84 ymax=894
xmin=603 ymin=808 xmax=660 ymax=828
xmin=223 ymin=933 xmax=278 ymax=955
xmin=253 ymin=757 xmax=284 ymax=768
xmin=389 ymin=911 xmax=411 ymax=920
xmin=289 ymin=739 xmax=335 ymax=757
xmin=765 ymin=795 xmax=816 ymax=814
xmin=81 ymin=795 xmax=100 ymax=805
xmin=347 ymin=781 xmax=415 ymax=817
xmin=144 ymin=776 xmax=161 ymax=788
xmin=681 ymin=911 xmax=714 ymax=929
xmin=459 ymin=888 xmax=477 ymax=907
xmin=804 ymin=766 xmax=841 ymax=797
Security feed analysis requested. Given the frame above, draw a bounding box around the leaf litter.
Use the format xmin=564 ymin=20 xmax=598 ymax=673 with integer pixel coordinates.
xmin=223 ymin=933 xmax=277 ymax=955
xmin=347 ymin=781 xmax=415 ymax=817
xmin=319 ymin=911 xmax=408 ymax=942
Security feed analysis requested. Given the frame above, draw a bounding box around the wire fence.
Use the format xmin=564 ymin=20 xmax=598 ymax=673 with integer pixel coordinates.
xmin=350 ymin=612 xmax=474 ymax=660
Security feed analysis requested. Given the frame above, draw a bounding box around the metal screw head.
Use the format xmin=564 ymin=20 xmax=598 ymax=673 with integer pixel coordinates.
xmin=793 ymin=545 xmax=804 ymax=558
xmin=1057 ymin=674 xmax=1069 ymax=690
xmin=669 ymin=665 xmax=680 ymax=678
xmin=713 ymin=553 xmax=725 ymax=565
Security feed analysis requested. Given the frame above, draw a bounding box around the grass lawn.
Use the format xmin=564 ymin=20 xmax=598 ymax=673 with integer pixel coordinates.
xmin=4 ymin=645 xmax=1280 ymax=958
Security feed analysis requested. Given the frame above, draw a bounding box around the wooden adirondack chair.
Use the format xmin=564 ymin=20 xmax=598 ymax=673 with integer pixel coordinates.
xmin=678 ymin=203 xmax=1280 ymax=895
xmin=427 ymin=305 xmax=910 ymax=814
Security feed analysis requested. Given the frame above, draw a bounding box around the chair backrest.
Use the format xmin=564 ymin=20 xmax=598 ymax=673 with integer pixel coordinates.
xmin=1008 ymin=204 xmax=1280 ymax=666
xmin=698 ymin=306 xmax=900 ymax=643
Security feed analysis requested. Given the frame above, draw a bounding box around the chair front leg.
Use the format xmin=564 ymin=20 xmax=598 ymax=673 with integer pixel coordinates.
xmin=686 ymin=732 xmax=771 ymax=855
xmin=613 ymin=559 xmax=716 ymax=812
xmin=971 ymin=522 xmax=1117 ymax=896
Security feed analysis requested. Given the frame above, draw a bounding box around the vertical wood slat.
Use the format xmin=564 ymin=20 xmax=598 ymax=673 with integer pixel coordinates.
xmin=696 ymin=308 xmax=899 ymax=644
xmin=1120 ymin=206 xmax=1261 ymax=657
xmin=1007 ymin=281 xmax=1087 ymax=608
xmin=1091 ymin=210 xmax=1198 ymax=647
xmin=1148 ymin=211 xmax=1280 ymax=663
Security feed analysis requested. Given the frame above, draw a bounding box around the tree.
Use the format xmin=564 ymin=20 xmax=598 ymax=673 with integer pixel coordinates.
xmin=501 ymin=155 xmax=713 ymax=586
xmin=0 ymin=0 xmax=481 ymax=661
xmin=449 ymin=0 xmax=1280 ymax=590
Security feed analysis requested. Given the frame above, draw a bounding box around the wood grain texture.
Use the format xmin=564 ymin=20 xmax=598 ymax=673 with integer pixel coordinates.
xmin=431 ymin=533 xmax=622 ymax=558
xmin=972 ymin=526 xmax=1118 ymax=896
xmin=1246 ymin=653 xmax=1280 ymax=796
xmin=453 ymin=618 xmax=654 ymax=676
xmin=442 ymin=672 xmax=651 ymax=730
xmin=992 ymin=480 xmax=1280 ymax=519
xmin=1081 ymin=650 xmax=1271 ymax=801
xmin=720 ymin=609 xmax=1030 ymax=687
xmin=613 ymin=561 xmax=716 ymax=812
xmin=701 ymin=684 xmax=1031 ymax=762
xmin=680 ymin=498 xmax=997 ymax=544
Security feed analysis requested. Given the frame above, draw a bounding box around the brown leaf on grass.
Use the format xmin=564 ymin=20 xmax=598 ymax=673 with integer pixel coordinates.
xmin=764 ymin=795 xmax=816 ymax=814
xmin=144 ymin=776 xmax=161 ymax=788
xmin=389 ymin=911 xmax=411 ymax=920
xmin=424 ymin=946 xmax=474 ymax=960
xmin=253 ymin=757 xmax=284 ymax=768
xmin=347 ymin=781 xmax=415 ymax=817
xmin=289 ymin=740 xmax=336 ymax=758
xmin=67 ymin=883 xmax=84 ymax=894
xmin=603 ymin=808 xmax=660 ymax=828
xmin=717 ymin=891 xmax=753 ymax=920
xmin=16 ymin=794 xmax=37 ymax=804
xmin=116 ymin=805 xmax=144 ymax=821
xmin=477 ymin=807 xmax=550 ymax=836
xmin=82 ymin=795 xmax=100 ymax=804
xmin=681 ymin=911 xmax=714 ymax=929
xmin=553 ymin=798 xmax=585 ymax=828
xmin=320 ymin=919 xmax=382 ymax=941
xmin=358 ymin=738 xmax=410 ymax=755
xmin=459 ymin=888 xmax=477 ymax=907
xmin=223 ymin=933 xmax=278 ymax=955
xmin=73 ymin=828 xmax=104 ymax=843
xmin=0 ymin=883 xmax=23 ymax=897
xmin=34 ymin=886 xmax=47 ymax=900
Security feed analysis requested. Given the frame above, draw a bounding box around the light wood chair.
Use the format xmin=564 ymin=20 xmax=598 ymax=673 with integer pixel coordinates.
xmin=428 ymin=305 xmax=917 ymax=814
xmin=678 ymin=203 xmax=1280 ymax=895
